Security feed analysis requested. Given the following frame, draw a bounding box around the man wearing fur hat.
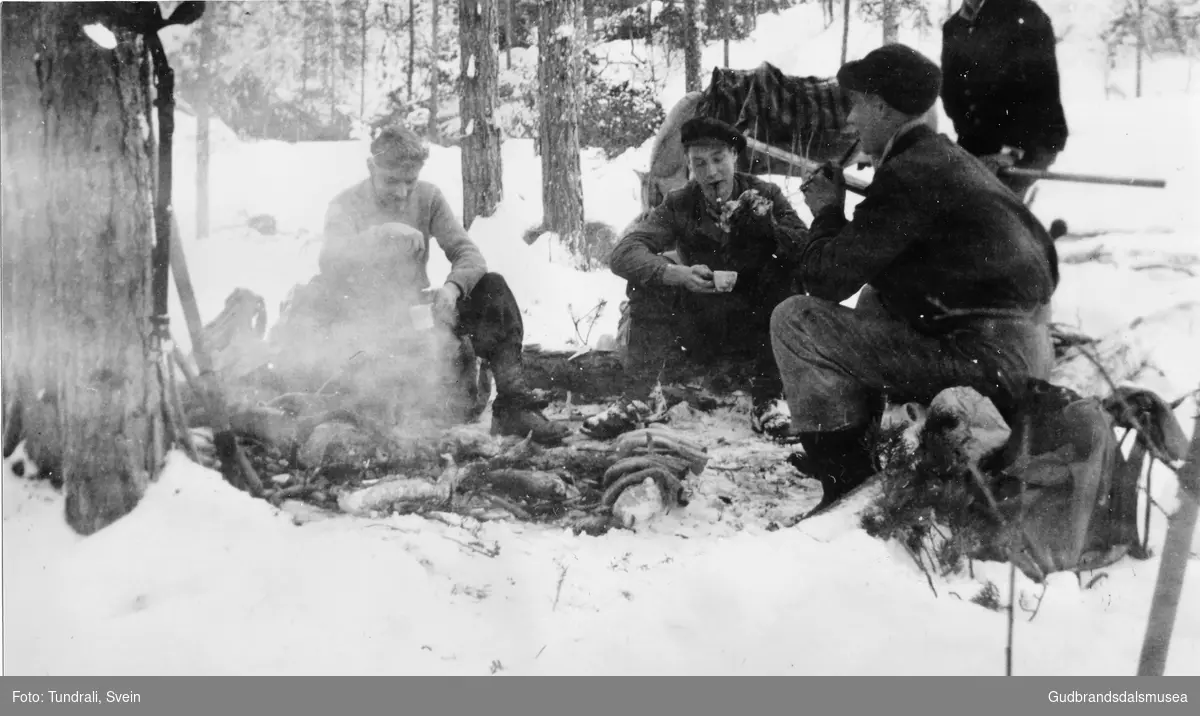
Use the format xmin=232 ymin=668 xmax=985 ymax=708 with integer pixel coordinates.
xmin=609 ymin=117 xmax=810 ymax=438
xmin=772 ymin=44 xmax=1059 ymax=514
xmin=297 ymin=125 xmax=569 ymax=445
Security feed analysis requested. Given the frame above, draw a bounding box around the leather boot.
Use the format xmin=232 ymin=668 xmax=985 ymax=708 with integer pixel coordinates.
xmin=491 ymin=393 xmax=572 ymax=446
xmin=789 ymin=425 xmax=877 ymax=517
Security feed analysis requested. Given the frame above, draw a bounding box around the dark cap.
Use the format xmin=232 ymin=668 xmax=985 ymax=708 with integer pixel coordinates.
xmin=370 ymin=125 xmax=430 ymax=169
xmin=680 ymin=116 xmax=747 ymax=153
xmin=836 ymin=43 xmax=941 ymax=116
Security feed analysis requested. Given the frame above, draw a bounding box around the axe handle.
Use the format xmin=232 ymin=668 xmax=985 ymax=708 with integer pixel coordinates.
xmin=168 ymin=217 xmax=263 ymax=496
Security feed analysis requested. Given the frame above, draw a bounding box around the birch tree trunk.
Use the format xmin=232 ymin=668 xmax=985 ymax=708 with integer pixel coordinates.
xmin=459 ymin=0 xmax=503 ymax=228
xmin=1 ymin=2 xmax=161 ymax=535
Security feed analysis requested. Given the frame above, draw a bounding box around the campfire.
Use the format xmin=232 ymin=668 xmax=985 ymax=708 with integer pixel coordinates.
xmin=177 ymin=287 xmax=715 ymax=536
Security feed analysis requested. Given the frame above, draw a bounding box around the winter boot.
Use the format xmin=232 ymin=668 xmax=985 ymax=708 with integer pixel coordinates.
xmin=491 ymin=393 xmax=572 ymax=446
xmin=788 ymin=426 xmax=877 ymax=518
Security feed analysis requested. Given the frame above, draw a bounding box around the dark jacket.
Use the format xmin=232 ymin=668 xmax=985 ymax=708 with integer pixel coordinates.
xmin=321 ymin=179 xmax=487 ymax=298
xmin=795 ymin=124 xmax=1058 ymax=332
xmin=610 ymin=173 xmax=809 ymax=300
xmin=941 ymin=0 xmax=1068 ymax=157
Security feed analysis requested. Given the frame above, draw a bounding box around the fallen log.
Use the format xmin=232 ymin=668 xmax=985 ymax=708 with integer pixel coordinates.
xmin=468 ymin=468 xmax=579 ymax=502
xmin=337 ymin=476 xmax=446 ymax=516
xmin=336 ymin=455 xmax=464 ymax=516
xmin=520 ymin=347 xmax=629 ymax=402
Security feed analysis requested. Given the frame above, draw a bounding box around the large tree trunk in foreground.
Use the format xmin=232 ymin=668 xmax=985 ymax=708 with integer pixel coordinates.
xmin=537 ymin=0 xmax=585 ymax=247
xmin=458 ymin=0 xmax=503 ymax=229
xmin=1 ymin=3 xmax=160 ymax=534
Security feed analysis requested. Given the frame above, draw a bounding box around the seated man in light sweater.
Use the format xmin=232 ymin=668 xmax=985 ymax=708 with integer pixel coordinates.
xmin=300 ymin=125 xmax=569 ymax=445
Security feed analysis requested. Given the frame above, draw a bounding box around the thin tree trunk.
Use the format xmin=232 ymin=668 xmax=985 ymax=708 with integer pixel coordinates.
xmin=842 ymin=0 xmax=851 ymax=64
xmin=1 ymin=3 xmax=161 ymax=534
xmin=329 ymin=9 xmax=339 ymax=125
xmin=459 ymin=0 xmax=504 ymax=228
xmin=584 ymin=0 xmax=595 ymax=37
xmin=683 ymin=0 xmax=701 ymax=92
xmin=504 ymin=0 xmax=513 ymax=68
xmin=408 ymin=0 xmax=416 ymax=101
xmin=537 ymin=0 xmax=585 ymax=248
xmin=1136 ymin=0 xmax=1144 ymax=98
xmin=723 ymin=0 xmax=730 ymax=67
xmin=647 ymin=0 xmax=655 ymax=85
xmin=302 ymin=4 xmax=311 ymax=99
xmin=429 ymin=0 xmax=441 ymax=139
xmin=361 ymin=0 xmax=370 ymax=118
xmin=882 ymin=0 xmax=899 ymax=45
xmin=197 ymin=5 xmax=213 ymax=240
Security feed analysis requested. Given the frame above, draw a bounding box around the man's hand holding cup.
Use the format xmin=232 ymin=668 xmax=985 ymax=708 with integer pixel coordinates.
xmin=664 ymin=263 xmax=719 ymax=294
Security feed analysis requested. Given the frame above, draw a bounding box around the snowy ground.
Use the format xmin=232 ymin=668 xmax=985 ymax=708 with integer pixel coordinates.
xmin=3 ymin=3 xmax=1199 ymax=675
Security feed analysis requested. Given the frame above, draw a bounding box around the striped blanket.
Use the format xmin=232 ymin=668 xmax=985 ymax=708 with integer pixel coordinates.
xmin=638 ymin=63 xmax=858 ymax=212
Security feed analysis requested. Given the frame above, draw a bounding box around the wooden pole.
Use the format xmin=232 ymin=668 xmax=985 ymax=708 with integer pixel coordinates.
xmin=743 ymin=137 xmax=1168 ymax=193
xmin=1137 ymin=403 xmax=1200 ymax=675
xmin=168 ymin=216 xmax=263 ymax=496
xmin=1002 ymin=167 xmax=1167 ymax=189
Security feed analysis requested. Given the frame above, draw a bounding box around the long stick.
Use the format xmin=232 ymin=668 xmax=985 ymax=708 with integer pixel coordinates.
xmin=1002 ymin=167 xmax=1166 ymax=189
xmin=744 ymin=136 xmax=868 ymax=194
xmin=743 ymin=136 xmax=1167 ymax=193
xmin=1137 ymin=402 xmax=1200 ymax=675
xmin=169 ymin=216 xmax=263 ymax=496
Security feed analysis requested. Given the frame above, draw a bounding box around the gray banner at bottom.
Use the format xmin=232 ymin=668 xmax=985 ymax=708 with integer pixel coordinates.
xmin=1 ymin=676 xmax=1196 ymax=716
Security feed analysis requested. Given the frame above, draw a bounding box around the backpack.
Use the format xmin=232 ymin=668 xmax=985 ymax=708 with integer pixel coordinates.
xmin=988 ymin=380 xmax=1188 ymax=580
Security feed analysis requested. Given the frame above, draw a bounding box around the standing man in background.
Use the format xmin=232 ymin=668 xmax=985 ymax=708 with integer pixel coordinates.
xmin=941 ymin=0 xmax=1069 ymax=202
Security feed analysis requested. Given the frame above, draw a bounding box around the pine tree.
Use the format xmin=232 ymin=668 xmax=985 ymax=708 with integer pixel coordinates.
xmin=2 ymin=2 xmax=163 ymax=534
xmin=537 ymin=0 xmax=586 ymax=247
xmin=459 ymin=0 xmax=504 ymax=227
